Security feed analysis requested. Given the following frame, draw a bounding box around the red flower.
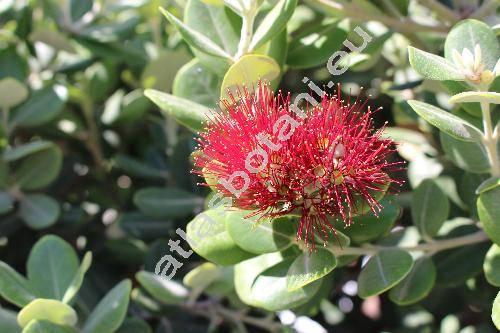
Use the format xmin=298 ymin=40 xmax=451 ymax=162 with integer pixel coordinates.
xmin=194 ymin=83 xmax=402 ymax=248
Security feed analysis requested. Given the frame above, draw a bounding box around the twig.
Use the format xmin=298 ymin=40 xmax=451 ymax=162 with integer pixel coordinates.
xmin=419 ymin=0 xmax=460 ymax=22
xmin=470 ymin=0 xmax=499 ymax=19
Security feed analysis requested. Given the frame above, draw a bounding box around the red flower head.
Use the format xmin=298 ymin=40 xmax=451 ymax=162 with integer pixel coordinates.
xmin=194 ymin=82 xmax=402 ymax=248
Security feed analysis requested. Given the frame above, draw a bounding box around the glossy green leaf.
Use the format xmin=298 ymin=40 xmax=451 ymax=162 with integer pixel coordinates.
xmin=407 ymin=100 xmax=483 ymax=142
xmin=389 ymin=257 xmax=436 ymax=305
xmin=136 ymin=271 xmax=188 ymax=305
xmin=493 ymin=292 xmax=500 ymax=330
xmin=484 ymin=244 xmax=500 ymax=287
xmin=116 ymin=318 xmax=152 ymax=333
xmin=450 ymin=91 xmax=500 ymax=104
xmin=357 ymin=249 xmax=413 ymax=298
xmin=11 ymin=85 xmax=68 ymax=127
xmin=15 ymin=145 xmax=62 ymax=190
xmin=183 ymin=263 xmax=234 ymax=295
xmin=22 ymin=320 xmax=76 ymax=333
xmin=249 ymin=0 xmax=297 ymax=50
xmin=440 ymin=131 xmax=491 ymax=173
xmin=0 ymin=261 xmax=35 ymax=307
xmin=0 ymin=191 xmax=14 ymax=214
xmin=0 ymin=77 xmax=28 ymax=108
xmin=286 ymin=248 xmax=336 ymax=291
xmin=144 ymin=89 xmax=210 ymax=132
xmin=186 ymin=207 xmax=255 ymax=265
xmin=444 ymin=19 xmax=499 ymax=71
xmin=220 ymin=54 xmax=280 ymax=100
xmin=19 ymin=194 xmax=60 ymax=230
xmin=251 ymin=257 xmax=322 ymax=311
xmin=478 ymin=186 xmax=500 ymax=246
xmin=82 ymin=280 xmax=131 ymax=333
xmin=335 ymin=198 xmax=400 ymax=244
xmin=185 ymin=0 xmax=240 ymax=75
xmin=159 ymin=7 xmax=231 ymax=59
xmin=287 ymin=22 xmax=347 ymax=69
xmin=62 ymin=252 xmax=92 ymax=304
xmin=114 ymin=154 xmax=166 ymax=180
xmin=0 ymin=308 xmax=21 ymax=333
xmin=133 ymin=187 xmax=202 ymax=219
xmin=476 ymin=177 xmax=499 ymax=194
xmin=226 ymin=211 xmax=296 ymax=254
xmin=173 ymin=59 xmax=221 ymax=108
xmin=408 ymin=46 xmax=464 ymax=81
xmin=27 ymin=235 xmax=78 ymax=300
xmin=3 ymin=141 xmax=53 ymax=162
xmin=17 ymin=299 xmax=77 ymax=328
xmin=411 ymin=179 xmax=449 ymax=238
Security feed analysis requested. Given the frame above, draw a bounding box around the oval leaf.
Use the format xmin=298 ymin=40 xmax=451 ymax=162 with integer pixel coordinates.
xmin=357 ymin=249 xmax=413 ymax=298
xmin=0 ymin=77 xmax=28 ymax=108
xmin=133 ymin=187 xmax=203 ymax=219
xmin=226 ymin=211 xmax=295 ymax=254
xmin=411 ymin=179 xmax=449 ymax=238
xmin=484 ymin=244 xmax=500 ymax=287
xmin=408 ymin=46 xmax=464 ymax=81
xmin=407 ymin=100 xmax=483 ymax=142
xmin=186 ymin=207 xmax=255 ymax=265
xmin=82 ymin=280 xmax=131 ymax=333
xmin=17 ymin=299 xmax=77 ymax=328
xmin=220 ymin=54 xmax=280 ymax=100
xmin=19 ymin=194 xmax=60 ymax=230
xmin=389 ymin=257 xmax=436 ymax=305
xmin=136 ymin=271 xmax=188 ymax=305
xmin=0 ymin=261 xmax=36 ymax=307
xmin=144 ymin=89 xmax=210 ymax=132
xmin=286 ymin=248 xmax=337 ymax=291
xmin=27 ymin=235 xmax=78 ymax=300
xmin=478 ymin=186 xmax=500 ymax=246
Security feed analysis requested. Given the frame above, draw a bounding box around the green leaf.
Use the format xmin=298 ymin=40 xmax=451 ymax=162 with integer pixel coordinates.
xmin=144 ymin=89 xmax=210 ymax=132
xmin=440 ymin=131 xmax=491 ymax=174
xmin=484 ymin=244 xmax=500 ymax=287
xmin=0 ymin=308 xmax=21 ymax=333
xmin=287 ymin=21 xmax=347 ymax=69
xmin=136 ymin=271 xmax=188 ymax=305
xmin=159 ymin=7 xmax=232 ymax=59
xmin=434 ymin=236 xmax=489 ymax=287
xmin=31 ymin=28 xmax=76 ymax=54
xmin=183 ymin=263 xmax=234 ymax=295
xmin=408 ymin=46 xmax=464 ymax=81
xmin=70 ymin=0 xmax=92 ymax=21
xmin=140 ymin=49 xmax=191 ymax=93
xmin=493 ymin=292 xmax=500 ymax=330
xmin=17 ymin=299 xmax=77 ymax=328
xmin=19 ymin=194 xmax=60 ymax=230
xmin=407 ymin=100 xmax=483 ymax=142
xmin=249 ymin=0 xmax=297 ymax=50
xmin=0 ymin=77 xmax=28 ymax=108
xmin=62 ymin=252 xmax=92 ymax=304
xmin=411 ymin=179 xmax=449 ymax=238
xmin=234 ymin=252 xmax=284 ymax=307
xmin=226 ymin=211 xmax=295 ymax=254
xmin=116 ymin=318 xmax=152 ymax=333
xmin=334 ymin=198 xmax=400 ymax=244
xmin=450 ymin=91 xmax=500 ymax=104
xmin=114 ymin=154 xmax=167 ymax=180
xmin=220 ymin=54 xmax=280 ymax=100
xmin=27 ymin=235 xmax=78 ymax=300
xmin=82 ymin=280 xmax=131 ymax=333
xmin=444 ymin=19 xmax=499 ymax=71
xmin=186 ymin=207 xmax=255 ymax=265
xmin=250 ymin=257 xmax=322 ymax=311
xmin=0 ymin=191 xmax=14 ymax=214
xmin=3 ymin=141 xmax=53 ymax=162
xmin=133 ymin=187 xmax=202 ymax=219
xmin=286 ymin=248 xmax=337 ymax=291
xmin=0 ymin=261 xmax=36 ymax=307
xmin=22 ymin=320 xmax=76 ymax=333
xmin=15 ymin=145 xmax=62 ymax=190
xmin=442 ymin=81 xmax=482 ymax=117
xmin=389 ymin=257 xmax=436 ymax=305
xmin=478 ymin=186 xmax=500 ymax=246
xmin=173 ymin=59 xmax=221 ymax=109
xmin=476 ymin=177 xmax=499 ymax=194
xmin=357 ymin=249 xmax=413 ymax=298
xmin=11 ymin=85 xmax=68 ymax=127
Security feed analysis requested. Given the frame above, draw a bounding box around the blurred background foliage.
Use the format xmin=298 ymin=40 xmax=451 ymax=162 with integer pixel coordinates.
xmin=0 ymin=0 xmax=498 ymax=332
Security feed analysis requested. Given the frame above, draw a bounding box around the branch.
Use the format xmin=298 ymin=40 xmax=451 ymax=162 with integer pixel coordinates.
xmin=327 ymin=230 xmax=490 ymax=256
xmin=418 ymin=0 xmax=460 ymax=23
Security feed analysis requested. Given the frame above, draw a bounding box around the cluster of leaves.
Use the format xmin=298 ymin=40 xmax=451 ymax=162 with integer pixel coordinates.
xmin=0 ymin=0 xmax=499 ymax=332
